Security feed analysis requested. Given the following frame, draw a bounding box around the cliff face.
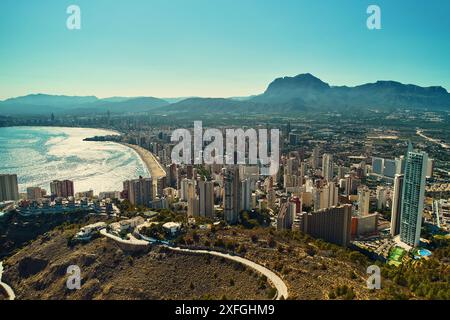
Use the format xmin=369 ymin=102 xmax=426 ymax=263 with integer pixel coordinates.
xmin=2 ymin=226 xmax=273 ymax=300
xmin=0 ymin=211 xmax=90 ymax=259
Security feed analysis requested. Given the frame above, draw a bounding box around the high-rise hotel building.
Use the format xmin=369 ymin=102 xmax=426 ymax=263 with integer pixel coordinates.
xmin=322 ymin=153 xmax=334 ymax=182
xmin=27 ymin=187 xmax=44 ymax=201
xmin=199 ymin=180 xmax=214 ymax=218
xmin=390 ymin=174 xmax=404 ymax=237
xmin=357 ymin=185 xmax=370 ymax=216
xmin=223 ymin=166 xmax=240 ymax=224
xmin=50 ymin=180 xmax=74 ymax=198
xmin=399 ymin=148 xmax=428 ymax=247
xmin=0 ymin=174 xmax=19 ymax=202
xmin=277 ymin=202 xmax=296 ymax=231
xmin=123 ymin=177 xmax=153 ymax=207
xmin=298 ymin=204 xmax=352 ymax=247
xmin=240 ymin=179 xmax=252 ymax=212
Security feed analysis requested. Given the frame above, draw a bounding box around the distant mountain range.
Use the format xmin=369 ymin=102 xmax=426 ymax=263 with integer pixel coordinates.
xmin=0 ymin=94 xmax=169 ymax=115
xmin=250 ymin=73 xmax=450 ymax=111
xmin=1 ymin=74 xmax=449 ymax=115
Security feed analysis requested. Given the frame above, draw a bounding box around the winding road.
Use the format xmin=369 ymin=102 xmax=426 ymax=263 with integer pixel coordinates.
xmin=0 ymin=261 xmax=15 ymax=300
xmin=165 ymin=246 xmax=289 ymax=300
xmin=100 ymin=227 xmax=289 ymax=299
xmin=417 ymin=129 xmax=450 ymax=149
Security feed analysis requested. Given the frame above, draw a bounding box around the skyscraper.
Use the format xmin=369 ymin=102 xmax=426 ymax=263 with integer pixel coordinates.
xmin=0 ymin=174 xmax=19 ymax=201
xmin=372 ymin=157 xmax=384 ymax=176
xmin=180 ymin=178 xmax=193 ymax=202
xmin=156 ymin=176 xmax=167 ymax=198
xmin=313 ymin=182 xmax=338 ymax=210
xmin=399 ymin=148 xmax=428 ymax=247
xmin=298 ymin=204 xmax=352 ymax=247
xmin=27 ymin=187 xmax=43 ymax=201
xmin=311 ymin=147 xmax=320 ymax=169
xmin=186 ymin=179 xmax=198 ymax=216
xmin=337 ymin=165 xmax=346 ymax=180
xmin=322 ymin=153 xmax=333 ymax=181
xmin=186 ymin=164 xmax=194 ymax=179
xmin=426 ymin=158 xmax=434 ymax=179
xmin=50 ymin=180 xmax=74 ymax=198
xmin=343 ymin=174 xmax=354 ymax=196
xmin=167 ymin=163 xmax=177 ymax=188
xmin=390 ymin=174 xmax=404 ymax=237
xmin=384 ymin=159 xmax=396 ymax=178
xmin=199 ymin=180 xmax=214 ymax=218
xmin=395 ymin=156 xmax=405 ymax=175
xmin=188 ymin=195 xmax=199 ymax=217
xmin=277 ymin=202 xmax=296 ymax=231
xmin=358 ymin=185 xmax=370 ymax=216
xmin=300 ymin=161 xmax=306 ymax=182
xmin=283 ymin=157 xmax=301 ymax=189
xmin=376 ymin=186 xmax=387 ymax=210
xmin=223 ymin=166 xmax=240 ymax=224
xmin=125 ymin=177 xmax=153 ymax=207
xmin=289 ymin=196 xmax=302 ymax=214
xmin=240 ymin=179 xmax=252 ymax=212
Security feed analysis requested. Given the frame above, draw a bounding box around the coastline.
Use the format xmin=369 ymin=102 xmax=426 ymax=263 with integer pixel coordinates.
xmin=0 ymin=126 xmax=148 ymax=194
xmin=0 ymin=125 xmax=122 ymax=136
xmin=0 ymin=262 xmax=15 ymax=300
xmin=121 ymin=143 xmax=166 ymax=180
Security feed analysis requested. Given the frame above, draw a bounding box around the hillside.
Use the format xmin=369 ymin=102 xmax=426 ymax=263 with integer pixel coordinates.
xmin=2 ymin=226 xmax=274 ymax=300
xmin=2 ymin=220 xmax=379 ymax=300
xmin=155 ymin=97 xmax=267 ymax=115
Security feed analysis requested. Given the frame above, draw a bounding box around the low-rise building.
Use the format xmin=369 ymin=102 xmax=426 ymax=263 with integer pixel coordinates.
xmin=163 ymin=222 xmax=182 ymax=235
xmin=75 ymin=222 xmax=107 ymax=241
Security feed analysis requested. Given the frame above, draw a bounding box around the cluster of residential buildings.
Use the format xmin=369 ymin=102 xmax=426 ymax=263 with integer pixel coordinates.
xmin=16 ymin=197 xmax=119 ymax=216
xmin=0 ymin=176 xmax=120 ymax=216
xmin=273 ymin=142 xmax=431 ymax=250
xmin=121 ymin=176 xmax=169 ymax=210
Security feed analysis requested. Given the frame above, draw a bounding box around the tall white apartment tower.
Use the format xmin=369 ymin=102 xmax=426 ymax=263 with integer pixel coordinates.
xmin=322 ymin=154 xmax=334 ymax=182
xmin=390 ymin=174 xmax=404 ymax=237
xmin=400 ymin=147 xmax=428 ymax=247
xmin=223 ymin=166 xmax=240 ymax=224
xmin=240 ymin=179 xmax=252 ymax=212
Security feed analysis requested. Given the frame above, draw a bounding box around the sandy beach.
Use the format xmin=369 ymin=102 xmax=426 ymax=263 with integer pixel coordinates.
xmin=122 ymin=143 xmax=167 ymax=180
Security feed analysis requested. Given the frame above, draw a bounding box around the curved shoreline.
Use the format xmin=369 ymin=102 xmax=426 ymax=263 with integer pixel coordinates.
xmin=0 ymin=126 xmax=149 ymax=194
xmin=0 ymin=262 xmax=15 ymax=300
xmin=121 ymin=143 xmax=166 ymax=180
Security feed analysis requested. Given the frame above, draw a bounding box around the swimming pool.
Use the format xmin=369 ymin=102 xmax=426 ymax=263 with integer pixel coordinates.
xmin=418 ymin=249 xmax=432 ymax=257
xmin=414 ymin=249 xmax=432 ymax=259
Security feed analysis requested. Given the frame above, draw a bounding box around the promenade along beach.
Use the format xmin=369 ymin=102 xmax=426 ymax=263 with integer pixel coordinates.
xmin=122 ymin=143 xmax=167 ymax=181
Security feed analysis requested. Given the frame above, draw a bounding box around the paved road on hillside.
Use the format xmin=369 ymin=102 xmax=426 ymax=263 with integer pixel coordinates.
xmin=166 ymin=246 xmax=289 ymax=300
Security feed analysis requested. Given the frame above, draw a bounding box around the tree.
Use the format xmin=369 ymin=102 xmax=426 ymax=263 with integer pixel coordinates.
xmin=192 ymin=231 xmax=200 ymax=243
xmin=328 ymin=291 xmax=336 ymax=299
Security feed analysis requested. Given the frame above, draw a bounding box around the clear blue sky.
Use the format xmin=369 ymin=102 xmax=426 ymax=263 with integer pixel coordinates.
xmin=0 ymin=0 xmax=449 ymax=99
